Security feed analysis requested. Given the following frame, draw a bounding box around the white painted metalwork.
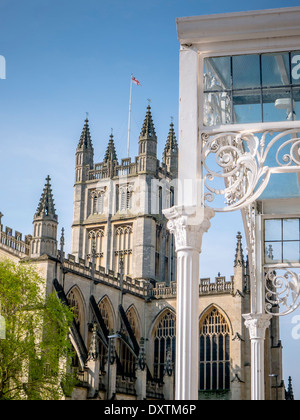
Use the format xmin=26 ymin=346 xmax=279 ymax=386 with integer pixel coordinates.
xmin=265 ymin=268 xmax=300 ymax=316
xmin=202 ymin=128 xmax=300 ymax=212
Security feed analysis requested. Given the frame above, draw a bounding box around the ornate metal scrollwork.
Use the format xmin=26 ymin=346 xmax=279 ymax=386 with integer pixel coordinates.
xmin=201 ymin=129 xmax=300 ymax=212
xmin=265 ymin=268 xmax=300 ymax=316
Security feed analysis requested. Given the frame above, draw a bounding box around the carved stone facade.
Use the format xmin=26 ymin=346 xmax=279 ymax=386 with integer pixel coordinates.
xmin=0 ymin=106 xmax=283 ymax=400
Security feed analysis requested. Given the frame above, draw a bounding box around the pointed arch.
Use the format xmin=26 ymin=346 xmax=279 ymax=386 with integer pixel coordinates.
xmin=199 ymin=304 xmax=233 ymax=335
xmin=97 ymin=295 xmax=115 ymax=371
xmin=199 ymin=305 xmax=231 ymax=392
xmin=98 ymin=295 xmax=115 ymax=332
xmin=66 ymin=286 xmax=86 ymax=339
xmin=151 ymin=308 xmax=176 ymax=381
xmin=125 ymin=304 xmax=141 ymax=343
xmin=118 ymin=304 xmax=141 ymax=378
xmin=148 ymin=306 xmax=176 ymax=338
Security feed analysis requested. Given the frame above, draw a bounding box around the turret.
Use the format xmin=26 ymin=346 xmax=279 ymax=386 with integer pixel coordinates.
xmin=31 ymin=176 xmax=58 ymax=258
xmin=162 ymin=121 xmax=178 ymax=176
xmin=138 ymin=104 xmax=158 ymax=174
xmin=104 ymin=132 xmax=118 ymax=163
xmin=103 ymin=131 xmax=118 ymax=178
xmin=72 ymin=117 xmax=94 ymax=259
xmin=234 ymin=232 xmax=245 ymax=294
xmin=75 ymin=117 xmax=94 ymax=183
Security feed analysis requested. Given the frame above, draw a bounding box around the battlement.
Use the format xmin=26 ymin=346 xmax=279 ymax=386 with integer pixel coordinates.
xmin=151 ymin=276 xmax=235 ymax=299
xmin=0 ymin=216 xmax=31 ymax=258
xmin=61 ymin=253 xmax=151 ymax=298
xmin=59 ymin=253 xmax=237 ymax=300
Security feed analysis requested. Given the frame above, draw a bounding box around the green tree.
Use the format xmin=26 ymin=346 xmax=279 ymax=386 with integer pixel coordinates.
xmin=0 ymin=259 xmax=76 ymax=400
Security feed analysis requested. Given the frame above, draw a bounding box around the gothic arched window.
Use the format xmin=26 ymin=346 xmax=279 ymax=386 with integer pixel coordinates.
xmin=114 ymin=225 xmax=133 ymax=275
xmin=90 ymin=189 xmax=105 ymax=215
xmin=119 ymin=306 xmax=140 ymax=378
xmin=87 ymin=228 xmax=105 ymax=268
xmin=153 ymin=310 xmax=176 ymax=381
xmin=98 ymin=296 xmax=114 ymax=370
xmin=67 ymin=288 xmax=85 ymax=339
xmin=199 ymin=307 xmax=231 ymax=391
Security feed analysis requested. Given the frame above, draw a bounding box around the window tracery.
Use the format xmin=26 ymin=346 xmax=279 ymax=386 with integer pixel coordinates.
xmin=119 ymin=306 xmax=140 ymax=378
xmin=98 ymin=297 xmax=114 ymax=370
xmin=90 ymin=188 xmax=106 ymax=215
xmin=114 ymin=224 xmax=133 ymax=275
xmin=67 ymin=288 xmax=85 ymax=338
xmin=153 ymin=310 xmax=176 ymax=380
xmin=199 ymin=307 xmax=231 ymax=391
xmin=117 ymin=184 xmax=134 ymax=212
xmin=87 ymin=228 xmax=105 ymax=268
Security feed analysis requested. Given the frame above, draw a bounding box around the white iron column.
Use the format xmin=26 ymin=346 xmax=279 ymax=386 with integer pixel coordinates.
xmin=243 ymin=313 xmax=272 ymax=400
xmin=164 ymin=205 xmax=214 ymax=400
xmin=243 ymin=213 xmax=272 ymax=400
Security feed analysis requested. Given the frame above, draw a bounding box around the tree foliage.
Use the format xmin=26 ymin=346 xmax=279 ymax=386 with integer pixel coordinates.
xmin=0 ymin=260 xmax=76 ymax=400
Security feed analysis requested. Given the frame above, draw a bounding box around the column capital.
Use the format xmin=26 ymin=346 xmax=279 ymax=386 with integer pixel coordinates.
xmin=243 ymin=313 xmax=272 ymax=340
xmin=163 ymin=205 xmax=215 ymax=253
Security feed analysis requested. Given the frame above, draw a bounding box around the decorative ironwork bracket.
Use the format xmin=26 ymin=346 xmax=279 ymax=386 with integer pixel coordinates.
xmin=265 ymin=268 xmax=300 ymax=316
xmin=201 ymin=128 xmax=300 ymax=212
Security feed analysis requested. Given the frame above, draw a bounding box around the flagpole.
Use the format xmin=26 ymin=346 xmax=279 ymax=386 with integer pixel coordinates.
xmin=127 ymin=74 xmax=133 ymax=158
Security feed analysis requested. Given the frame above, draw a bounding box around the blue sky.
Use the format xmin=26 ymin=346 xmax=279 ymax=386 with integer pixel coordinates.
xmin=0 ymin=0 xmax=300 ymax=399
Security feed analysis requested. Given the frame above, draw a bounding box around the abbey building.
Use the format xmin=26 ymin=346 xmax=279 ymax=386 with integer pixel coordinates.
xmin=0 ymin=105 xmax=283 ymax=400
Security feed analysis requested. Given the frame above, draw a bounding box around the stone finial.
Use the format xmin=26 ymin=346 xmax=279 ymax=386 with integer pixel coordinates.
xmin=234 ymin=231 xmax=245 ymax=268
xmin=139 ymin=104 xmax=157 ymax=141
xmin=104 ymin=132 xmax=118 ymax=163
xmin=34 ymin=176 xmax=57 ymax=220
xmin=77 ymin=117 xmax=93 ymax=150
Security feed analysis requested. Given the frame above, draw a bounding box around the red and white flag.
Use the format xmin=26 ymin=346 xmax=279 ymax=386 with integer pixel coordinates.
xmin=131 ymin=75 xmax=140 ymax=86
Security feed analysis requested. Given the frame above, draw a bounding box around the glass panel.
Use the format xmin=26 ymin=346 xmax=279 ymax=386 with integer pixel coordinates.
xmin=225 ymin=362 xmax=230 ymax=390
xmin=265 ymin=219 xmax=282 ymax=241
xmin=219 ymin=335 xmax=224 ymax=361
xmin=200 ymin=336 xmax=205 ymax=362
xmin=200 ymin=364 xmax=204 ymax=390
xmin=262 ymin=53 xmax=290 ymax=87
xmin=291 ymin=52 xmax=300 ymax=85
xmin=212 ymin=335 xmax=217 ymax=361
xmin=265 ymin=242 xmax=282 ymax=263
xmin=233 ymin=90 xmax=261 ymax=124
xmin=293 ymin=87 xmax=300 ymax=121
xmin=204 ymin=56 xmax=231 ymax=90
xmin=283 ymin=242 xmax=300 ymax=263
xmin=206 ymin=363 xmax=211 ymax=390
xmin=263 ymin=87 xmax=293 ymax=122
xmin=203 ymin=92 xmax=232 ymax=126
xmin=219 ymin=362 xmax=224 ymax=390
xmin=232 ymin=54 xmax=260 ymax=89
xmin=206 ymin=336 xmax=211 ymax=361
xmin=225 ymin=335 xmax=230 ymax=361
xmin=283 ymin=219 xmax=299 ymax=240
xmin=212 ymin=363 xmax=217 ymax=390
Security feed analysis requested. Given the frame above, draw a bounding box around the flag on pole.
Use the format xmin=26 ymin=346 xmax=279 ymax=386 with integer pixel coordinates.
xmin=131 ymin=75 xmax=140 ymax=86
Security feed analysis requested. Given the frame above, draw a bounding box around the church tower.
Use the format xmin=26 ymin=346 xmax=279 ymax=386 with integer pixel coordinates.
xmin=31 ymin=176 xmax=58 ymax=258
xmin=138 ymin=104 xmax=158 ymax=174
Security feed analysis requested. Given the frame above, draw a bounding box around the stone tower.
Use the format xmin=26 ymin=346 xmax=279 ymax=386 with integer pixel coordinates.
xmin=70 ymin=106 xmax=178 ymax=285
xmin=31 ymin=176 xmax=58 ymax=258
